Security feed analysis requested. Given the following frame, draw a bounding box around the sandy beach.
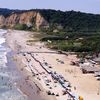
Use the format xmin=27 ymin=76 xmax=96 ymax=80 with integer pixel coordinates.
xmin=6 ymin=30 xmax=56 ymax=100
xmin=5 ymin=30 xmax=100 ymax=100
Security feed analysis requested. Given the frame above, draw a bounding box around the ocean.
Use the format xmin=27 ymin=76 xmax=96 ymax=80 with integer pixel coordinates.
xmin=0 ymin=29 xmax=27 ymax=100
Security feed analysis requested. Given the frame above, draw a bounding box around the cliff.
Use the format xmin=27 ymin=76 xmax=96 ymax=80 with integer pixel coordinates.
xmin=0 ymin=8 xmax=100 ymax=32
xmin=0 ymin=10 xmax=49 ymax=30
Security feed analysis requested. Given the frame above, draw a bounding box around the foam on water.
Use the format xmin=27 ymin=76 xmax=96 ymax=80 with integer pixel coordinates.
xmin=0 ymin=29 xmax=27 ymax=100
xmin=0 ymin=38 xmax=5 ymax=45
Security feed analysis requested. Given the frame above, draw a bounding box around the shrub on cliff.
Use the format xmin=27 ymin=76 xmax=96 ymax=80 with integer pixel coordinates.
xmin=14 ymin=24 xmax=28 ymax=30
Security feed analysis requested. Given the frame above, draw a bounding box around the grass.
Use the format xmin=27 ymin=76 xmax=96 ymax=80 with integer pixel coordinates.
xmin=26 ymin=31 xmax=100 ymax=58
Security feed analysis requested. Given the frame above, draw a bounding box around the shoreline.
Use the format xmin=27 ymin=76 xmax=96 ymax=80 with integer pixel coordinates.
xmin=6 ymin=50 xmax=28 ymax=98
xmin=0 ymin=30 xmax=28 ymax=100
xmin=5 ymin=29 xmax=100 ymax=100
xmin=5 ymin=30 xmax=56 ymax=100
xmin=5 ymin=34 xmax=29 ymax=100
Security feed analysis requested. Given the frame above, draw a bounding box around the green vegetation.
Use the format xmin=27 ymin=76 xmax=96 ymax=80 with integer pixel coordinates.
xmin=0 ymin=8 xmax=100 ymax=54
xmin=41 ymin=32 xmax=100 ymax=54
xmin=14 ymin=24 xmax=29 ymax=30
xmin=1 ymin=8 xmax=100 ymax=32
xmin=39 ymin=10 xmax=100 ymax=32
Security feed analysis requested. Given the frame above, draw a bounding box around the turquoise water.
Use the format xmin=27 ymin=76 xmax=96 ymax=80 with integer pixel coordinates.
xmin=0 ymin=29 xmax=27 ymax=100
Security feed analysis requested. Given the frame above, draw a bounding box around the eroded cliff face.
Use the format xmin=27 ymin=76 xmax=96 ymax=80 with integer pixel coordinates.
xmin=0 ymin=15 xmax=5 ymax=26
xmin=0 ymin=11 xmax=49 ymax=30
xmin=35 ymin=12 xmax=49 ymax=30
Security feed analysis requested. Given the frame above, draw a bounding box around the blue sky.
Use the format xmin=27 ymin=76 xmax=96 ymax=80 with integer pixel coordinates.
xmin=0 ymin=0 xmax=100 ymax=14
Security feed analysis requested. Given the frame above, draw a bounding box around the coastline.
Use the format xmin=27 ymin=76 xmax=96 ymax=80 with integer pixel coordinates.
xmin=6 ymin=50 xmax=28 ymax=99
xmin=5 ymin=30 xmax=56 ymax=100
xmin=0 ymin=30 xmax=28 ymax=100
xmin=5 ymin=29 xmax=100 ymax=100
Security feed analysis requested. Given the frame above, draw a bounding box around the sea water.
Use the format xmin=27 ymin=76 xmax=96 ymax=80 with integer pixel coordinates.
xmin=0 ymin=29 xmax=27 ymax=100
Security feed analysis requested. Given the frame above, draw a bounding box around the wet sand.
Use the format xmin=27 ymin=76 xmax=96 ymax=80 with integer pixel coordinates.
xmin=0 ymin=30 xmax=27 ymax=100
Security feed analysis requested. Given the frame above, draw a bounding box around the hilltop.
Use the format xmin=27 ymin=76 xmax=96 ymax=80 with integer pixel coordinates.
xmin=0 ymin=8 xmax=100 ymax=32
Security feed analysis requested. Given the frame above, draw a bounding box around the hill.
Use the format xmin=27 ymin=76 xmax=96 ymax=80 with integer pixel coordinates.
xmin=0 ymin=8 xmax=100 ymax=32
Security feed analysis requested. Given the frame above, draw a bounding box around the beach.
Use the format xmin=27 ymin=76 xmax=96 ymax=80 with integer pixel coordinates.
xmin=0 ymin=29 xmax=28 ymax=100
xmin=5 ymin=30 xmax=56 ymax=100
xmin=5 ymin=29 xmax=100 ymax=100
